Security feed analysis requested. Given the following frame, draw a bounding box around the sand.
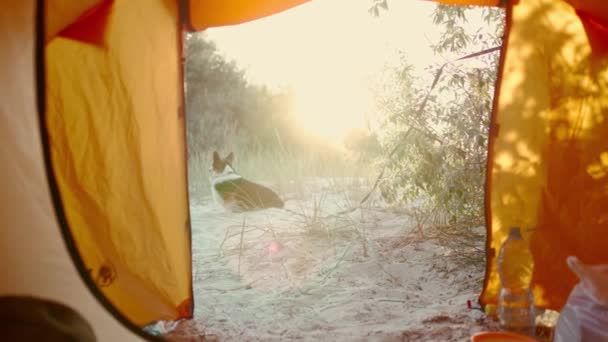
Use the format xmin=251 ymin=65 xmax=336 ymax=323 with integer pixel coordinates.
xmin=167 ymin=182 xmax=498 ymax=341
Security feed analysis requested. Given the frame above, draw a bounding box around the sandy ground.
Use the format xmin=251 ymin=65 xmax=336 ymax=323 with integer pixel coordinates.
xmin=167 ymin=182 xmax=498 ymax=341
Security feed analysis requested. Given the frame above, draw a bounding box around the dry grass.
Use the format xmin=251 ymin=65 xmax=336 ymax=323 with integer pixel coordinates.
xmin=187 ymin=141 xmax=485 ymax=271
xmin=187 ymin=143 xmax=376 ymax=203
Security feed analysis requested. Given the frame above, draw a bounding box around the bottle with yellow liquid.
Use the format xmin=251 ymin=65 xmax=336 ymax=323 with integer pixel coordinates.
xmin=497 ymin=227 xmax=536 ymax=336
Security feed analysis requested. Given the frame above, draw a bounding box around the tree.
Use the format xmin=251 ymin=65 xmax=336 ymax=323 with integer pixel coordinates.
xmin=184 ymin=33 xmax=295 ymax=156
xmin=371 ymin=3 xmax=505 ymax=227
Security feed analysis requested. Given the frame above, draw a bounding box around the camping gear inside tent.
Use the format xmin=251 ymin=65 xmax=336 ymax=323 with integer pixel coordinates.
xmin=0 ymin=0 xmax=606 ymax=340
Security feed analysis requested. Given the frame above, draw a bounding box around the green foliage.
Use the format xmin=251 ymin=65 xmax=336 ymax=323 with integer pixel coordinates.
xmin=373 ymin=4 xmax=505 ymax=226
xmin=185 ymin=33 xmax=366 ymax=199
xmin=432 ymin=5 xmax=504 ymax=54
xmin=185 ymin=33 xmax=296 ymax=156
xmin=368 ymin=0 xmax=389 ymax=17
xmin=343 ymin=128 xmax=382 ymax=163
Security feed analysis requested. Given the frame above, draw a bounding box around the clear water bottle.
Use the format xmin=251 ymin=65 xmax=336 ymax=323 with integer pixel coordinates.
xmin=497 ymin=227 xmax=536 ymax=336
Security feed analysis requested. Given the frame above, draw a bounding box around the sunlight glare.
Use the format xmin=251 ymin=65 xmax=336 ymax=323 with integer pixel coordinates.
xmin=206 ymin=0 xmax=441 ymax=144
xmin=292 ymin=76 xmax=373 ymax=143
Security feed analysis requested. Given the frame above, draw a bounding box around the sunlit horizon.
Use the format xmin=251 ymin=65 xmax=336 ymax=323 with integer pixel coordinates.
xmin=203 ymin=0 xmax=482 ymax=145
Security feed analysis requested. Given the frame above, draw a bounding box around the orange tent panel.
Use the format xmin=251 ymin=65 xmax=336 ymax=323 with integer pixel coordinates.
xmin=482 ymin=0 xmax=608 ymax=310
xmin=186 ymin=0 xmax=503 ymax=31
xmin=45 ymin=0 xmax=192 ymax=325
xmin=187 ymin=0 xmax=311 ymax=30
xmin=429 ymin=0 xmax=502 ymax=6
xmin=1 ymin=0 xmax=145 ymax=340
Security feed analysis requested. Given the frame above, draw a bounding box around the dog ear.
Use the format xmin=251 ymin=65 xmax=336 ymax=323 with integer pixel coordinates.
xmin=212 ymin=151 xmax=220 ymax=162
xmin=225 ymin=152 xmax=234 ymax=164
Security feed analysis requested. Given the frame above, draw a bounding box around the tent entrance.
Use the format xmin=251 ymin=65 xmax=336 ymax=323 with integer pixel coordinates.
xmin=174 ymin=1 xmax=503 ymax=339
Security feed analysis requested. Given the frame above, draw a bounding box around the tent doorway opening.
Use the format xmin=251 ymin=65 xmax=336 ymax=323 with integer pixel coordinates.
xmin=176 ymin=1 xmax=504 ymax=340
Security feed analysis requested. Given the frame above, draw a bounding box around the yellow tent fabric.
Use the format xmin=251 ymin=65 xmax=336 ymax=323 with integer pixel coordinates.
xmin=0 ymin=0 xmax=144 ymax=340
xmin=45 ymin=0 xmax=192 ymax=326
xmin=482 ymin=0 xmax=608 ymax=310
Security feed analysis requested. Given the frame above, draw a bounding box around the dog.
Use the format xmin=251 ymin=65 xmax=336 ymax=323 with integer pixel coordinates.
xmin=209 ymin=151 xmax=284 ymax=212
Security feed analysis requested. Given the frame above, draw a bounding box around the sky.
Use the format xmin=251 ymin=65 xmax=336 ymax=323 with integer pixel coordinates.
xmin=203 ymin=0 xmax=471 ymax=142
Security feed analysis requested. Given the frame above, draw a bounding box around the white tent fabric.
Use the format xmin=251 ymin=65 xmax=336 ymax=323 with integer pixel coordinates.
xmin=0 ymin=1 xmax=143 ymax=340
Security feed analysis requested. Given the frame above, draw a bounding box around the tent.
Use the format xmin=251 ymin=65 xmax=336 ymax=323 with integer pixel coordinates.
xmin=0 ymin=0 xmax=606 ymax=340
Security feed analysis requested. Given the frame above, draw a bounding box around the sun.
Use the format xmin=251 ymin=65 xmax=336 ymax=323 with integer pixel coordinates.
xmin=290 ymin=78 xmax=372 ymax=144
xmin=204 ymin=0 xmax=441 ymax=145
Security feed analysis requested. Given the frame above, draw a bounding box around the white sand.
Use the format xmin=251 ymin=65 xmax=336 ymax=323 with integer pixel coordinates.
xmin=169 ymin=184 xmax=497 ymax=341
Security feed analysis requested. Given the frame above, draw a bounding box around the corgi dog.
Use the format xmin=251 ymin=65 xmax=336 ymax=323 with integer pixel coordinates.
xmin=209 ymin=151 xmax=284 ymax=212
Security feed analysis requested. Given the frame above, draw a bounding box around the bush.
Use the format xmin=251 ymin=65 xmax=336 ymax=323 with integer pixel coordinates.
xmin=371 ymin=5 xmax=505 ymax=227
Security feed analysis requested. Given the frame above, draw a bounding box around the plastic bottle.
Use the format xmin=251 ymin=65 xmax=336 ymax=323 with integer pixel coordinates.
xmin=497 ymin=227 xmax=536 ymax=336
